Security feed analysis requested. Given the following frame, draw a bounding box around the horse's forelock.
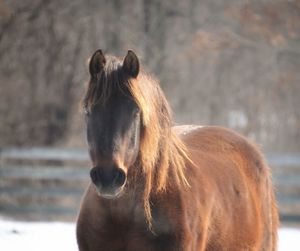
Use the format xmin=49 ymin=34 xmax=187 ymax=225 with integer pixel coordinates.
xmin=83 ymin=57 xmax=130 ymax=110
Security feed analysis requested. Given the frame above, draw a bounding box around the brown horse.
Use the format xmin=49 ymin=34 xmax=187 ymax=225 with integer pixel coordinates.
xmin=76 ymin=50 xmax=278 ymax=251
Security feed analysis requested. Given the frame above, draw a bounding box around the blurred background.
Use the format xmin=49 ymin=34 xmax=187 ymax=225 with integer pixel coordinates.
xmin=0 ymin=0 xmax=299 ymax=249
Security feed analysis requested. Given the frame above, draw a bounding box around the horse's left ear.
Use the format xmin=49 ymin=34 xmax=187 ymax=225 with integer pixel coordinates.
xmin=123 ymin=50 xmax=140 ymax=78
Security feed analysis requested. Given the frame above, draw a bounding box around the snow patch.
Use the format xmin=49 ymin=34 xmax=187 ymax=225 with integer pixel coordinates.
xmin=0 ymin=220 xmax=299 ymax=250
xmin=0 ymin=220 xmax=77 ymax=251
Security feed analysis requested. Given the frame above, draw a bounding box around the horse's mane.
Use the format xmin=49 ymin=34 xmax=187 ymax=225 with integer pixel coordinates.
xmin=82 ymin=56 xmax=189 ymax=226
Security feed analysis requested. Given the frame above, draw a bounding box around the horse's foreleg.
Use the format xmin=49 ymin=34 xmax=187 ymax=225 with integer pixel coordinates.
xmin=76 ymin=223 xmax=89 ymax=251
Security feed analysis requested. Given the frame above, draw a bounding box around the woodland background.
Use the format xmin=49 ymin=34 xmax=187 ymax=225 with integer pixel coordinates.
xmin=0 ymin=0 xmax=299 ymax=154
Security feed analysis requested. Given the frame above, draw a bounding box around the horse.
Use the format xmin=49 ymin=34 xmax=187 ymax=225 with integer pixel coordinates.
xmin=76 ymin=49 xmax=278 ymax=251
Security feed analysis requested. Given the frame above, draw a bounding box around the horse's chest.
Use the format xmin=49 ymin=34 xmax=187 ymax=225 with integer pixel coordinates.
xmin=95 ymin=207 xmax=175 ymax=250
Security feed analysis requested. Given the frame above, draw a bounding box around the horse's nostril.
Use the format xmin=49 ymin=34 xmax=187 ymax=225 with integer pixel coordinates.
xmin=90 ymin=167 xmax=99 ymax=184
xmin=114 ymin=169 xmax=126 ymax=187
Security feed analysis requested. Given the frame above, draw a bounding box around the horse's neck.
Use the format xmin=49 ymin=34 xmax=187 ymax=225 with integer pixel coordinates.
xmin=105 ymin=185 xmax=145 ymax=223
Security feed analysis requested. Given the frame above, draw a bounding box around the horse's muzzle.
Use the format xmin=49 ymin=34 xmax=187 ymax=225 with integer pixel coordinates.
xmin=90 ymin=166 xmax=126 ymax=198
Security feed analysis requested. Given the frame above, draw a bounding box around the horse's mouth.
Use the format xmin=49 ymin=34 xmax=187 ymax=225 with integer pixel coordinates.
xmin=94 ymin=185 xmax=125 ymax=199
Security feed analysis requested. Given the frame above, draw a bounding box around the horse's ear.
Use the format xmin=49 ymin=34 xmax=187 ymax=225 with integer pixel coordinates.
xmin=123 ymin=50 xmax=139 ymax=78
xmin=89 ymin=49 xmax=106 ymax=78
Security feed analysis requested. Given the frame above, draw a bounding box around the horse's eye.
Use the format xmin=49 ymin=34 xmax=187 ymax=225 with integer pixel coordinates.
xmin=132 ymin=108 xmax=140 ymax=118
xmin=84 ymin=107 xmax=90 ymax=116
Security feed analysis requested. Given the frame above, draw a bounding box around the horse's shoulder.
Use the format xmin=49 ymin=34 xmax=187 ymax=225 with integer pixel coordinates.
xmin=173 ymin=125 xmax=257 ymax=150
xmin=174 ymin=125 xmax=269 ymax=180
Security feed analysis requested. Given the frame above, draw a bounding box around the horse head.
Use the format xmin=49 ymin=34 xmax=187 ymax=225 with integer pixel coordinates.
xmin=84 ymin=50 xmax=141 ymax=199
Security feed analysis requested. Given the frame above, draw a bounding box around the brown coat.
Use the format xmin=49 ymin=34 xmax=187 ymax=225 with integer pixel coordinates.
xmin=77 ymin=125 xmax=278 ymax=251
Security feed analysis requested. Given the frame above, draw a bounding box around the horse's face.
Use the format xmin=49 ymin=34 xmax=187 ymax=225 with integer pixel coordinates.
xmin=85 ymin=50 xmax=141 ymax=199
xmin=86 ymin=96 xmax=141 ymax=198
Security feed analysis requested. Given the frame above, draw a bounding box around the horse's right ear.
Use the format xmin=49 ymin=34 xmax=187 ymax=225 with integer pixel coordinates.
xmin=89 ymin=49 xmax=106 ymax=78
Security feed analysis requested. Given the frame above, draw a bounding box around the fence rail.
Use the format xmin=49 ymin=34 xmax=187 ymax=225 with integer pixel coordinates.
xmin=1 ymin=147 xmax=300 ymax=167
xmin=0 ymin=147 xmax=300 ymax=224
xmin=0 ymin=166 xmax=88 ymax=180
xmin=0 ymin=147 xmax=89 ymax=161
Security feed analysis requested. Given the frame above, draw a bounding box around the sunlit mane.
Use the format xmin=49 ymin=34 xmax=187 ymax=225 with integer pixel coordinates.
xmin=82 ymin=56 xmax=190 ymax=226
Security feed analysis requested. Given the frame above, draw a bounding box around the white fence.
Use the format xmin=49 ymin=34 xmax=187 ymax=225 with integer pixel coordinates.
xmin=0 ymin=148 xmax=300 ymax=223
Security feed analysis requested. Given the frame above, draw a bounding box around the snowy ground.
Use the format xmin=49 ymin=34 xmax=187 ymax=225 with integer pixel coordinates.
xmin=0 ymin=220 xmax=299 ymax=250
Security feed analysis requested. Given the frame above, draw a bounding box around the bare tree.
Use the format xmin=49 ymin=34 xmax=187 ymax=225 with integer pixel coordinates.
xmin=0 ymin=0 xmax=299 ymax=154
